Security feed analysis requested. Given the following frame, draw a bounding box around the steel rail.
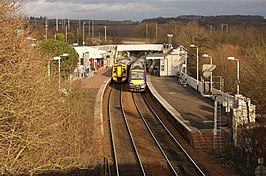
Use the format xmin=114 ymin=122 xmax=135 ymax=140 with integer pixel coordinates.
xmin=132 ymin=93 xmax=178 ymax=176
xmin=108 ymin=86 xmax=119 ymax=176
xmin=120 ymin=88 xmax=146 ymax=176
xmin=142 ymin=94 xmax=206 ymax=176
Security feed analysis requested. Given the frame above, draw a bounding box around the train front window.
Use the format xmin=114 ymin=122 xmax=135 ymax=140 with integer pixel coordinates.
xmin=131 ymin=72 xmax=144 ymax=80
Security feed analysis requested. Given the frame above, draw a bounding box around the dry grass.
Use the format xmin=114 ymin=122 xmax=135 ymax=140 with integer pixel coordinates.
xmin=0 ymin=1 xmax=99 ymax=175
xmin=173 ymin=21 xmax=266 ymax=113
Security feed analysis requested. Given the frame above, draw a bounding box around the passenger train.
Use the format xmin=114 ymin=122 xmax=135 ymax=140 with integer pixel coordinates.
xmin=128 ymin=59 xmax=147 ymax=92
xmin=111 ymin=57 xmax=135 ymax=83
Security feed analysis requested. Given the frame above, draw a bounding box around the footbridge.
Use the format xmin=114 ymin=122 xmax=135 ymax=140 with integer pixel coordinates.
xmin=116 ymin=44 xmax=164 ymax=52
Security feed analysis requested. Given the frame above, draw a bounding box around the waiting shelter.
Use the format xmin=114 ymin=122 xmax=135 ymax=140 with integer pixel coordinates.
xmin=146 ymin=45 xmax=187 ymax=77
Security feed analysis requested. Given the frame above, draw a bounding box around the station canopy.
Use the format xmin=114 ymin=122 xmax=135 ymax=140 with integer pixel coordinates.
xmin=116 ymin=44 xmax=164 ymax=51
xmin=146 ymin=53 xmax=167 ymax=60
xmin=74 ymin=46 xmax=108 ymax=59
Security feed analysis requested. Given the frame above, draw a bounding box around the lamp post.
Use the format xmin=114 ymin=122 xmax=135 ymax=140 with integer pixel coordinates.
xmin=167 ymin=34 xmax=173 ymax=44
xmin=83 ymin=22 xmax=85 ymax=46
xmin=88 ymin=20 xmax=91 ymax=36
xmin=92 ymin=20 xmax=94 ymax=36
xmin=189 ymin=44 xmax=199 ymax=91
xmin=56 ymin=16 xmax=58 ymax=31
xmin=45 ymin=19 xmax=48 ymax=40
xmin=146 ymin=23 xmax=148 ymax=39
xmin=104 ymin=26 xmax=107 ymax=42
xmin=202 ymin=54 xmax=213 ymax=93
xmin=65 ymin=24 xmax=68 ymax=43
xmin=207 ymin=24 xmax=213 ymax=36
xmin=222 ymin=23 xmax=229 ymax=34
xmin=227 ymin=56 xmax=240 ymax=95
xmin=53 ymin=53 xmax=69 ymax=90
xmin=202 ymin=54 xmax=220 ymax=150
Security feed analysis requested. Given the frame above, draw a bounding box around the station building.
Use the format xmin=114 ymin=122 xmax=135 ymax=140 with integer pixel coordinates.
xmin=74 ymin=46 xmax=111 ymax=78
xmin=146 ymin=45 xmax=188 ymax=77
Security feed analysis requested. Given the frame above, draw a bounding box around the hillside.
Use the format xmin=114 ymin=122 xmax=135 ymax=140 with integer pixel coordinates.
xmin=142 ymin=15 xmax=266 ymax=27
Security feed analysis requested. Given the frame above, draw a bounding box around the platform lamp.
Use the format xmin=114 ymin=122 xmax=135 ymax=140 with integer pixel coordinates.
xmin=227 ymin=56 xmax=240 ymax=95
xmin=53 ymin=53 xmax=69 ymax=90
xmin=202 ymin=54 xmax=213 ymax=93
xmin=189 ymin=44 xmax=199 ymax=91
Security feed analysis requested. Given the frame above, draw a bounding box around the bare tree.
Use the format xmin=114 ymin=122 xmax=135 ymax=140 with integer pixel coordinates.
xmin=0 ymin=1 xmax=100 ymax=175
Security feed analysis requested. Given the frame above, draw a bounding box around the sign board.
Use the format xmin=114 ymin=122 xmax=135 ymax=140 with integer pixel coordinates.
xmin=255 ymin=165 xmax=266 ymax=176
xmin=203 ymin=64 xmax=216 ymax=72
xmin=203 ymin=71 xmax=211 ymax=78
xmin=203 ymin=64 xmax=212 ymax=71
xmin=201 ymin=79 xmax=212 ymax=97
xmin=202 ymin=64 xmax=216 ymax=79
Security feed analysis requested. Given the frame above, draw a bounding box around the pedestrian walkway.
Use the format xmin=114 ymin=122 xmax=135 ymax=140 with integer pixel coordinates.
xmin=79 ymin=67 xmax=112 ymax=157
xmin=148 ymin=75 xmax=218 ymax=130
xmin=80 ymin=68 xmax=111 ymax=89
xmin=147 ymin=75 xmax=228 ymax=149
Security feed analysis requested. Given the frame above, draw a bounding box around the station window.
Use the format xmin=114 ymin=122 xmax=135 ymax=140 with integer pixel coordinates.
xmin=161 ymin=60 xmax=165 ymax=71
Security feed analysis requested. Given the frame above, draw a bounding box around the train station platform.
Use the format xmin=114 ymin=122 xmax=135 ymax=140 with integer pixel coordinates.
xmin=79 ymin=67 xmax=112 ymax=157
xmin=149 ymin=75 xmax=217 ymax=130
xmin=147 ymin=75 xmax=229 ymax=149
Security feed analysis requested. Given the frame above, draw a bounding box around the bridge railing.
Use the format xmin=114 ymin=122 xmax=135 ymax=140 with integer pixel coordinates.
xmin=180 ymin=71 xmax=237 ymax=110
xmin=179 ymin=71 xmax=256 ymax=146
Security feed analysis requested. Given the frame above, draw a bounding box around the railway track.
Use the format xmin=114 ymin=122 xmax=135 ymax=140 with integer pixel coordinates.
xmin=108 ymin=84 xmax=145 ymax=176
xmin=107 ymin=83 xmax=206 ymax=175
xmin=133 ymin=92 xmax=206 ymax=175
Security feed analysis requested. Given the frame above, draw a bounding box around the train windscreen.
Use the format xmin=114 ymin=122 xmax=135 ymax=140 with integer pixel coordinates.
xmin=131 ymin=72 xmax=144 ymax=80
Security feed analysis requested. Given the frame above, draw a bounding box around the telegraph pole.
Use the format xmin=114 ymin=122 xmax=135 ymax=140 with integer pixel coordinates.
xmin=45 ymin=18 xmax=48 ymax=40
xmin=155 ymin=22 xmax=158 ymax=40
xmin=65 ymin=24 xmax=68 ymax=43
xmin=146 ymin=23 xmax=148 ymax=39
xmin=104 ymin=26 xmax=106 ymax=42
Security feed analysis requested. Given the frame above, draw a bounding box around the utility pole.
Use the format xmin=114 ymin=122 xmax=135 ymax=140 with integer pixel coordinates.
xmin=56 ymin=17 xmax=58 ymax=31
xmin=207 ymin=24 xmax=213 ymax=35
xmin=62 ymin=19 xmax=64 ymax=29
xmin=99 ymin=32 xmax=101 ymax=44
xmin=88 ymin=20 xmax=91 ymax=36
xmin=68 ymin=17 xmax=70 ymax=29
xmin=92 ymin=20 xmax=94 ymax=36
xmin=146 ymin=23 xmax=148 ymax=39
xmin=104 ymin=26 xmax=106 ymax=42
xmin=155 ymin=22 xmax=158 ymax=40
xmin=77 ymin=28 xmax=79 ymax=44
xmin=83 ymin=22 xmax=85 ymax=46
xmin=65 ymin=24 xmax=68 ymax=43
xmin=79 ymin=19 xmax=81 ymax=34
xmin=45 ymin=18 xmax=48 ymax=40
xmin=222 ymin=24 xmax=229 ymax=34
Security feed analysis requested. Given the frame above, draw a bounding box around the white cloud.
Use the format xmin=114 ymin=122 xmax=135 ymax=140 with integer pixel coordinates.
xmin=23 ymin=0 xmax=266 ymax=20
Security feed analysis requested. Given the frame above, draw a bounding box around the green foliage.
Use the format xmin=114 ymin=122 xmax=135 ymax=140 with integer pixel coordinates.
xmin=55 ymin=33 xmax=66 ymax=42
xmin=67 ymin=32 xmax=76 ymax=44
xmin=40 ymin=37 xmax=79 ymax=74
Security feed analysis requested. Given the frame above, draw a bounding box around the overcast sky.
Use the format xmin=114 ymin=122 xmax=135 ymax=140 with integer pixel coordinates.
xmin=23 ymin=0 xmax=266 ymax=21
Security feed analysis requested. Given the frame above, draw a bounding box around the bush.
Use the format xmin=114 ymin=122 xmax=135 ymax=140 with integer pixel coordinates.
xmin=0 ymin=1 xmax=99 ymax=175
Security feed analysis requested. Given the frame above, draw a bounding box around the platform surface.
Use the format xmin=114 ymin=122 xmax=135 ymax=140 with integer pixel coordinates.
xmin=149 ymin=75 xmax=225 ymax=130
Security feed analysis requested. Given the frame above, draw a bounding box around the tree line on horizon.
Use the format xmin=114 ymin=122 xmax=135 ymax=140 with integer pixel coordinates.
xmin=142 ymin=15 xmax=266 ymax=26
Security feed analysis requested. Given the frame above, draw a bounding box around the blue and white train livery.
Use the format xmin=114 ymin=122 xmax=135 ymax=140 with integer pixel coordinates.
xmin=128 ymin=59 xmax=147 ymax=92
